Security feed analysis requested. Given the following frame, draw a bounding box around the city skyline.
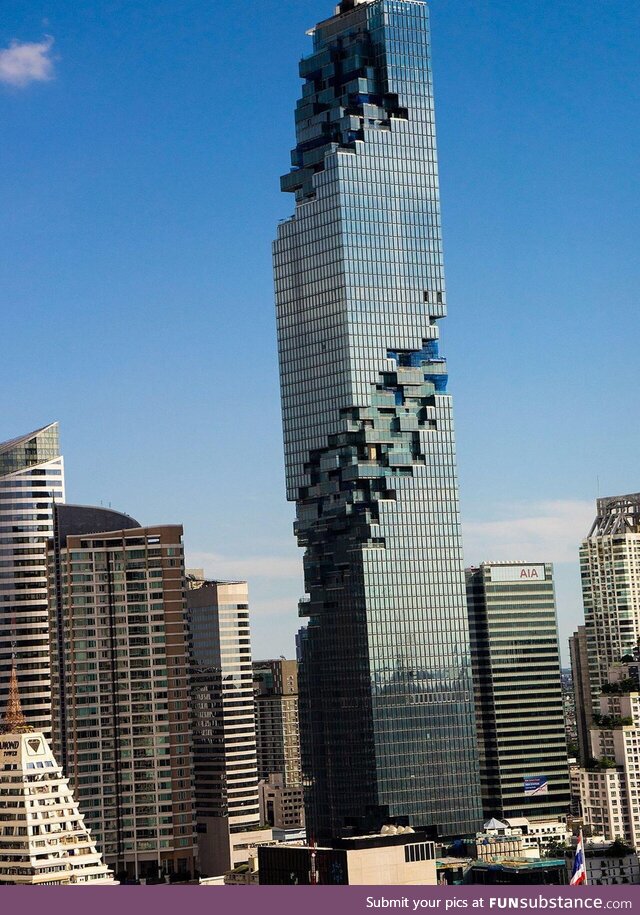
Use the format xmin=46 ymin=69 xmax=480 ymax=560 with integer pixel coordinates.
xmin=1 ymin=0 xmax=639 ymax=666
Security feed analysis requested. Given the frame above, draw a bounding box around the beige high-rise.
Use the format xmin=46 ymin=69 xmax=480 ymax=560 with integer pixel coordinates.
xmin=48 ymin=517 xmax=196 ymax=881
xmin=187 ymin=579 xmax=262 ymax=876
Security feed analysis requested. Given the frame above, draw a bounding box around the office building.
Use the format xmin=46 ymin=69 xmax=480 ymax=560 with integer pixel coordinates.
xmin=253 ymin=658 xmax=302 ymax=788
xmin=569 ymin=626 xmax=595 ymax=765
xmin=466 ymin=562 xmax=571 ymax=821
xmin=580 ymin=494 xmax=640 ymax=724
xmin=187 ymin=578 xmax=264 ymax=876
xmin=273 ymin=0 xmax=481 ymax=840
xmin=259 ymin=828 xmax=437 ymax=885
xmin=47 ymin=509 xmax=196 ymax=881
xmin=0 ymin=664 xmax=115 ymax=885
xmin=0 ymin=423 xmax=65 ymax=736
xmin=259 ymin=773 xmax=305 ymax=830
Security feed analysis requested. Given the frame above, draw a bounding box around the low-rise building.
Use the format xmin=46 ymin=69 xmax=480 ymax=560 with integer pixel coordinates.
xmin=259 ymin=773 xmax=305 ymax=830
xmin=577 ymin=840 xmax=640 ymax=886
xmin=504 ymin=817 xmax=570 ymax=856
xmin=466 ymin=819 xmax=529 ymax=861
xmin=436 ymin=857 xmax=472 ymax=886
xmin=259 ymin=828 xmax=437 ymax=885
xmin=470 ymin=858 xmax=568 ymax=885
xmin=224 ymin=855 xmax=260 ymax=885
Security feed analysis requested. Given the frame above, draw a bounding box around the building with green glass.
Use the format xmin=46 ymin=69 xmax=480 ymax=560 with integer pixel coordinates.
xmin=274 ymin=0 xmax=482 ymax=840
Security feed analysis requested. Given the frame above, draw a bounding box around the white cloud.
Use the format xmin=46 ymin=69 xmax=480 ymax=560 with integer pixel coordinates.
xmin=0 ymin=36 xmax=55 ymax=88
xmin=462 ymin=499 xmax=594 ymax=566
xmin=185 ymin=551 xmax=302 ymax=582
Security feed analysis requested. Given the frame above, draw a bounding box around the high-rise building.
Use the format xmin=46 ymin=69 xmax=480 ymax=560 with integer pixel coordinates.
xmin=0 ymin=423 xmax=64 ymax=736
xmin=0 ymin=664 xmax=116 ymax=885
xmin=273 ymin=0 xmax=481 ymax=840
xmin=187 ymin=578 xmax=266 ymax=876
xmin=47 ymin=509 xmax=197 ymax=881
xmin=573 ymin=662 xmax=640 ymax=850
xmin=580 ymin=494 xmax=640 ymax=716
xmin=466 ymin=562 xmax=571 ymax=821
xmin=569 ymin=625 xmax=595 ymax=765
xmin=253 ymin=659 xmax=301 ymax=787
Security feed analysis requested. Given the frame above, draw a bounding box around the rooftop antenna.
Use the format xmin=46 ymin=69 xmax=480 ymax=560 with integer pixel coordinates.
xmin=2 ymin=653 xmax=31 ymax=734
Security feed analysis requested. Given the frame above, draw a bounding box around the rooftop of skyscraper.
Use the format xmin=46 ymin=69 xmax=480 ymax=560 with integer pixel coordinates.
xmin=589 ymin=493 xmax=640 ymax=536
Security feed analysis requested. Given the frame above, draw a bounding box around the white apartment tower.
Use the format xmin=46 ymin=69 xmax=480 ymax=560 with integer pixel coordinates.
xmin=0 ymin=424 xmax=64 ymax=737
xmin=581 ymin=494 xmax=640 ymax=707
xmin=575 ymin=664 xmax=640 ymax=849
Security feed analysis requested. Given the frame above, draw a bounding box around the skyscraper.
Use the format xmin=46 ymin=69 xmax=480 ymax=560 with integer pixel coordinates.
xmin=0 ymin=423 xmax=65 ymax=737
xmin=466 ymin=562 xmax=571 ymax=821
xmin=186 ymin=578 xmax=264 ymax=876
xmin=580 ymin=494 xmax=640 ymax=712
xmin=573 ymin=661 xmax=640 ymax=850
xmin=253 ymin=659 xmax=302 ymax=787
xmin=274 ymin=0 xmax=481 ymax=839
xmin=254 ymin=659 xmax=304 ymax=832
xmin=569 ymin=625 xmax=594 ymax=765
xmin=48 ymin=511 xmax=197 ymax=881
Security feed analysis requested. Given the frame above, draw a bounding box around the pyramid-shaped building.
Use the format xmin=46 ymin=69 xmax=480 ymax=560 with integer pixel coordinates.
xmin=0 ymin=664 xmax=116 ymax=884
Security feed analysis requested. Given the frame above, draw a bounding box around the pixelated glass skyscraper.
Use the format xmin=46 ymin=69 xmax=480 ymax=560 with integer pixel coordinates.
xmin=274 ymin=0 xmax=482 ymax=839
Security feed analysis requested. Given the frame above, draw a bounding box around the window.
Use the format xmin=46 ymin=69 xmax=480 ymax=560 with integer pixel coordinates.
xmin=405 ymin=842 xmax=433 ymax=863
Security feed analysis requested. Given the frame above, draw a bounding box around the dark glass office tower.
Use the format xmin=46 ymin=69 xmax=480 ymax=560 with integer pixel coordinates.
xmin=274 ymin=0 xmax=482 ymax=839
xmin=466 ymin=562 xmax=571 ymax=821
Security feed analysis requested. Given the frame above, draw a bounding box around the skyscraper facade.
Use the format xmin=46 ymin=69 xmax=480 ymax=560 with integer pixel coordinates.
xmin=573 ymin=662 xmax=640 ymax=850
xmin=580 ymin=494 xmax=640 ymax=712
xmin=48 ymin=513 xmax=197 ymax=881
xmin=186 ymin=578 xmax=262 ymax=876
xmin=569 ymin=625 xmax=594 ymax=765
xmin=0 ymin=423 xmax=65 ymax=737
xmin=253 ymin=659 xmax=301 ymax=787
xmin=274 ymin=0 xmax=481 ymax=839
xmin=466 ymin=562 xmax=571 ymax=821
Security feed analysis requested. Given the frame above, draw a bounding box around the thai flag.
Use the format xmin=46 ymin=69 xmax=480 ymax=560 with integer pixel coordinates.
xmin=570 ymin=831 xmax=587 ymax=886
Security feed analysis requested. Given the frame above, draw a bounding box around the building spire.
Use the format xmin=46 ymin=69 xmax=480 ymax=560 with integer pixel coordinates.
xmin=2 ymin=660 xmax=31 ymax=734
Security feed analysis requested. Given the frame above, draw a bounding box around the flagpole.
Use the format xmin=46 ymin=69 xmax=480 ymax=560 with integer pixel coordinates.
xmin=583 ymin=832 xmax=588 ymax=886
xmin=570 ymin=828 xmax=587 ymax=886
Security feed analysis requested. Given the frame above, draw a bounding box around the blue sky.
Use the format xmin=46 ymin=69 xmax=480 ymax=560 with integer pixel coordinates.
xmin=1 ymin=0 xmax=638 ymax=663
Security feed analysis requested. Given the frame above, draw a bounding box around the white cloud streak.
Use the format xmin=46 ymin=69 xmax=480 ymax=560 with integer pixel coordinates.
xmin=462 ymin=499 xmax=594 ymax=566
xmin=0 ymin=36 xmax=55 ymax=88
xmin=185 ymin=551 xmax=302 ymax=582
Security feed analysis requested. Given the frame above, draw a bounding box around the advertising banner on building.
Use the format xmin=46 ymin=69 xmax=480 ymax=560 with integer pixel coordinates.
xmin=524 ymin=776 xmax=549 ymax=796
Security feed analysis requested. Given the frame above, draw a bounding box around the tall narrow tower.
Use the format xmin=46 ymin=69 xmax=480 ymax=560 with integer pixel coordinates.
xmin=580 ymin=494 xmax=640 ymax=718
xmin=0 ymin=423 xmax=64 ymax=737
xmin=274 ymin=0 xmax=482 ymax=839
